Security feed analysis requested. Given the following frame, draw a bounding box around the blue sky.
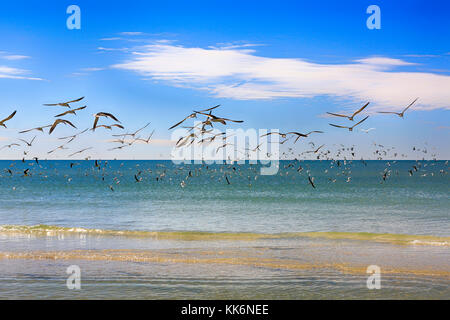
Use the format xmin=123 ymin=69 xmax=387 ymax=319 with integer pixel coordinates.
xmin=0 ymin=0 xmax=449 ymax=159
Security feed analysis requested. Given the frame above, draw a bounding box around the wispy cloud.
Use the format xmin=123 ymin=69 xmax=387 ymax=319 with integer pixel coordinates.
xmin=2 ymin=55 xmax=30 ymax=60
xmin=112 ymin=44 xmax=450 ymax=111
xmin=0 ymin=65 xmax=42 ymax=80
xmin=119 ymin=32 xmax=144 ymax=36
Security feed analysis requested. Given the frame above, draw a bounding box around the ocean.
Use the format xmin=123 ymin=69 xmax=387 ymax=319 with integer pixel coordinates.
xmin=0 ymin=160 xmax=449 ymax=299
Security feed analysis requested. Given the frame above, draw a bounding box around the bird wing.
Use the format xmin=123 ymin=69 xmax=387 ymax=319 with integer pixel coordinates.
xmin=326 ymin=112 xmax=348 ymax=118
xmin=377 ymin=111 xmax=398 ymax=115
xmin=65 ymin=96 xmax=85 ymax=104
xmin=1 ymin=111 xmax=17 ymax=123
xmin=402 ymin=97 xmax=419 ymax=113
xmin=100 ymin=112 xmax=120 ymax=122
xmin=195 ymin=105 xmax=221 ymax=113
xmin=329 ymin=124 xmax=348 ymax=129
xmin=352 ymin=115 xmax=369 ymax=128
xmin=55 ymin=110 xmax=71 ymax=117
xmin=351 ymin=102 xmax=370 ymax=118
xmin=92 ymin=117 xmax=99 ymax=130
xmin=43 ymin=103 xmax=58 ymax=106
xmin=63 ymin=119 xmax=77 ymax=129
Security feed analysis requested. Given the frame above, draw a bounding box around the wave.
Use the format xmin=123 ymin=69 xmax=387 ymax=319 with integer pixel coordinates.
xmin=1 ymin=224 xmax=449 ymax=246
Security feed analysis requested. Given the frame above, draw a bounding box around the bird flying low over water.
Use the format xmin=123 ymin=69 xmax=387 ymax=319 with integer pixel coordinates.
xmin=0 ymin=110 xmax=17 ymax=128
xmin=55 ymin=106 xmax=87 ymax=117
xmin=43 ymin=97 xmax=84 ymax=108
xmin=18 ymin=136 xmax=36 ymax=147
xmin=326 ymin=102 xmax=370 ymax=121
xmin=377 ymin=98 xmax=419 ymax=118
xmin=49 ymin=119 xmax=77 ymax=134
xmin=287 ymin=131 xmax=324 ymax=143
xmin=329 ymin=116 xmax=369 ymax=131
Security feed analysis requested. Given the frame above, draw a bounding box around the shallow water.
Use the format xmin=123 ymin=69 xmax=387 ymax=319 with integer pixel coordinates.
xmin=0 ymin=160 xmax=448 ymax=299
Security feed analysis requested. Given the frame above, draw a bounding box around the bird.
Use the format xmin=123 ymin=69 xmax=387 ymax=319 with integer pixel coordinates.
xmin=0 ymin=143 xmax=20 ymax=150
xmin=135 ymin=130 xmax=155 ymax=144
xmin=377 ymin=98 xmax=419 ymax=118
xmin=305 ymin=144 xmax=325 ymax=154
xmin=58 ymin=128 xmax=89 ymax=143
xmin=19 ymin=125 xmax=51 ymax=134
xmin=68 ymin=147 xmax=93 ymax=157
xmin=49 ymin=119 xmax=77 ymax=134
xmin=43 ymin=97 xmax=84 ymax=108
xmin=329 ymin=116 xmax=369 ymax=131
xmin=93 ymin=124 xmax=124 ymax=131
xmin=195 ymin=111 xmax=243 ymax=125
xmin=0 ymin=111 xmax=17 ymax=128
xmin=18 ymin=136 xmax=36 ymax=147
xmin=112 ymin=122 xmax=150 ymax=138
xmin=287 ymin=131 xmax=323 ymax=143
xmin=92 ymin=112 xmax=120 ymax=130
xmin=308 ymin=176 xmax=316 ymax=189
xmin=326 ymin=102 xmax=370 ymax=121
xmin=169 ymin=113 xmax=198 ymax=130
xmin=55 ymin=106 xmax=87 ymax=117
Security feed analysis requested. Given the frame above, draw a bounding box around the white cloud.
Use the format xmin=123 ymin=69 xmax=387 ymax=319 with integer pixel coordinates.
xmin=0 ymin=65 xmax=42 ymax=80
xmin=119 ymin=32 xmax=143 ymax=36
xmin=2 ymin=55 xmax=30 ymax=60
xmin=112 ymin=44 xmax=450 ymax=111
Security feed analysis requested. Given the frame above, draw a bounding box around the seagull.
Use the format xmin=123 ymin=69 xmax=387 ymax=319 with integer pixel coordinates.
xmin=287 ymin=131 xmax=323 ymax=143
xmin=47 ymin=145 xmax=69 ymax=154
xmin=58 ymin=128 xmax=89 ymax=143
xmin=43 ymin=97 xmax=84 ymax=108
xmin=329 ymin=116 xmax=369 ymax=131
xmin=55 ymin=106 xmax=87 ymax=117
xmin=68 ymin=147 xmax=93 ymax=157
xmin=135 ymin=130 xmax=155 ymax=144
xmin=92 ymin=112 xmax=121 ymax=130
xmin=305 ymin=144 xmax=325 ymax=154
xmin=195 ymin=111 xmax=243 ymax=125
xmin=0 ymin=143 xmax=20 ymax=150
xmin=19 ymin=125 xmax=51 ymax=134
xmin=0 ymin=111 xmax=17 ymax=128
xmin=49 ymin=119 xmax=77 ymax=134
xmin=18 ymin=136 xmax=36 ymax=147
xmin=169 ymin=113 xmax=197 ymax=130
xmin=326 ymin=102 xmax=370 ymax=121
xmin=377 ymin=98 xmax=419 ymax=118
xmin=308 ymin=176 xmax=316 ymax=189
xmin=92 ymin=124 xmax=124 ymax=131
xmin=112 ymin=122 xmax=150 ymax=138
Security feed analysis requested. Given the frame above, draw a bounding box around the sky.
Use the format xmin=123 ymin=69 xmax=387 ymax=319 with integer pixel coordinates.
xmin=0 ymin=0 xmax=449 ymax=160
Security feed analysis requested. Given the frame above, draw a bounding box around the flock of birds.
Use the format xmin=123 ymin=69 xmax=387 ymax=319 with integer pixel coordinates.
xmin=0 ymin=96 xmax=447 ymax=190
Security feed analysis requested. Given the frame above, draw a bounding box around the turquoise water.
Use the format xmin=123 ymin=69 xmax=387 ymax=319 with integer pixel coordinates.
xmin=0 ymin=160 xmax=449 ymax=299
xmin=0 ymin=160 xmax=448 ymax=235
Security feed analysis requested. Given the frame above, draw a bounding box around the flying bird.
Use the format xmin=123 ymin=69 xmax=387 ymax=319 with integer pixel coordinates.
xmin=0 ymin=111 xmax=17 ymax=128
xmin=18 ymin=136 xmax=36 ymax=147
xmin=49 ymin=119 xmax=77 ymax=134
xmin=44 ymin=97 xmax=84 ymax=108
xmin=55 ymin=106 xmax=87 ymax=117
xmin=377 ymin=98 xmax=419 ymax=118
xmin=329 ymin=116 xmax=369 ymax=131
xmin=326 ymin=102 xmax=370 ymax=121
xmin=287 ymin=131 xmax=323 ymax=143
xmin=19 ymin=125 xmax=51 ymax=134
xmin=92 ymin=112 xmax=120 ymax=130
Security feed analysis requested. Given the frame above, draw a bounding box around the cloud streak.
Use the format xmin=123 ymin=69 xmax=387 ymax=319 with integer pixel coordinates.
xmin=0 ymin=65 xmax=42 ymax=80
xmin=112 ymin=44 xmax=450 ymax=111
